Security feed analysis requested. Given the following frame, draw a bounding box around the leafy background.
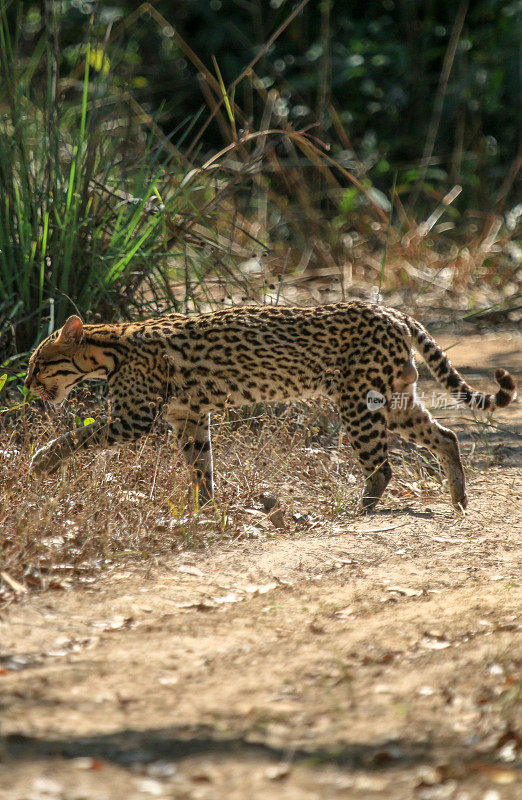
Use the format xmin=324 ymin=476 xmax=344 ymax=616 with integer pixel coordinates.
xmin=0 ymin=0 xmax=520 ymax=367
xmin=57 ymin=0 xmax=520 ymax=209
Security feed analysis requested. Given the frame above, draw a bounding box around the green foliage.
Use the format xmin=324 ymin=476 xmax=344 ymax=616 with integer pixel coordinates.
xmin=74 ymin=415 xmax=96 ymax=428
xmin=82 ymin=0 xmax=518 ymax=211
xmin=0 ymin=0 xmax=519 ymax=374
xmin=0 ymin=377 xmax=33 ymax=413
xmin=0 ymin=4 xmax=186 ymax=356
xmin=339 ymin=188 xmax=359 ymax=217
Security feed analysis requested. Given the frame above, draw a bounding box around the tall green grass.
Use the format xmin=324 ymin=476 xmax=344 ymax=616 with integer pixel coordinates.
xmin=1 ymin=0 xmax=519 ymax=376
xmin=0 ymin=5 xmax=187 ymax=359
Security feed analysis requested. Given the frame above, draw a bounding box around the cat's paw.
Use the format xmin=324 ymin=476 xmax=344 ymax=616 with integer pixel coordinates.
xmin=30 ymin=441 xmax=63 ymax=474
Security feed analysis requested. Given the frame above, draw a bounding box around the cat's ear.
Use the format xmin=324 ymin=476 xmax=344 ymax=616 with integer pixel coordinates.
xmin=57 ymin=315 xmax=84 ymax=346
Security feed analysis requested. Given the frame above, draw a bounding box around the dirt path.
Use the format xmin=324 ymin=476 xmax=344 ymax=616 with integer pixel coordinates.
xmin=1 ymin=333 xmax=521 ymax=800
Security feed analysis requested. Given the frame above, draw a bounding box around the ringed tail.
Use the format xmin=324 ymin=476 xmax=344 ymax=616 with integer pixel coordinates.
xmin=408 ymin=320 xmax=517 ymax=411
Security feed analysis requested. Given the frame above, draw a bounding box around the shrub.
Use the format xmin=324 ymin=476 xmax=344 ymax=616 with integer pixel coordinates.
xmin=0 ymin=5 xmax=186 ymax=359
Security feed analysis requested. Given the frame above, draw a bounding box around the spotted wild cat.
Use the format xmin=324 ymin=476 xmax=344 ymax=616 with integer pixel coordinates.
xmin=25 ymin=302 xmax=516 ymax=512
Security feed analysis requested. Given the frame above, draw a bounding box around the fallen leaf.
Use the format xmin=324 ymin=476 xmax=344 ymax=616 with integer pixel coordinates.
xmin=178 ymin=565 xmax=204 ymax=577
xmin=260 ymin=494 xmax=279 ymax=512
xmin=387 ymin=586 xmax=422 ymax=597
xmin=264 ymin=763 xmax=291 ymax=780
xmin=416 ymin=766 xmax=445 ymax=787
xmin=177 ymin=600 xmax=217 ymax=611
xmin=96 ymin=616 xmax=134 ymax=632
xmin=416 ymin=779 xmax=457 ymax=799
xmin=269 ymin=508 xmax=285 ymax=529
xmin=158 ymin=675 xmax=179 ymax=686
xmin=74 ymin=757 xmax=96 ymax=770
xmin=421 ymin=635 xmax=451 ymax=650
xmin=497 ymin=741 xmax=517 ymax=762
xmin=334 ymin=606 xmax=354 ymax=619
xmin=212 ymin=593 xmax=242 ymax=604
xmin=137 ymin=778 xmax=164 ymax=795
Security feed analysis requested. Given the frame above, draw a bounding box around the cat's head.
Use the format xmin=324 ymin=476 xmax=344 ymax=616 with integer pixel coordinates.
xmin=25 ymin=316 xmax=87 ymax=404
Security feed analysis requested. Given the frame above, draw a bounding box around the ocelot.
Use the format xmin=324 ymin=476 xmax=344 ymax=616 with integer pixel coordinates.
xmin=25 ymin=302 xmax=517 ymax=511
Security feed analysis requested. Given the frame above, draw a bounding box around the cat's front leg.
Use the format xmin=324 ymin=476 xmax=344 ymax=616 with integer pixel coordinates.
xmin=30 ymin=436 xmax=70 ymax=474
xmin=30 ymin=420 xmax=109 ymax=474
xmin=29 ymin=413 xmax=153 ymax=474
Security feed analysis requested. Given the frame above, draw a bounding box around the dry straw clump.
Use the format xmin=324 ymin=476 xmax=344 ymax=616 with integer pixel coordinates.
xmin=0 ymin=389 xmax=454 ymax=605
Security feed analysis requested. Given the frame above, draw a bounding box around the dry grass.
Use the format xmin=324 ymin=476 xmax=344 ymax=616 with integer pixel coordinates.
xmin=0 ymin=388 xmax=462 ymax=606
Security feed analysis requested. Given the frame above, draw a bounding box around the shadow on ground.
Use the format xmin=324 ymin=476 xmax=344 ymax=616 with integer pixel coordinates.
xmin=1 ymin=726 xmax=514 ymax=777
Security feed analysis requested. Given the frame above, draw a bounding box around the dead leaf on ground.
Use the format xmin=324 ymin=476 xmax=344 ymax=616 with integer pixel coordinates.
xmin=387 ymin=586 xmax=423 ymax=597
xmin=334 ymin=606 xmax=354 ymax=619
xmin=269 ymin=507 xmax=286 ymax=528
xmin=93 ymin=616 xmax=135 ymax=632
xmin=211 ymin=592 xmax=243 ymax=604
xmin=420 ymin=633 xmax=451 ymax=650
xmin=260 ymin=494 xmax=279 ymax=512
xmin=178 ymin=564 xmax=204 ymax=577
xmin=177 ymin=600 xmax=217 ymax=611
xmin=264 ymin=763 xmax=291 ymax=780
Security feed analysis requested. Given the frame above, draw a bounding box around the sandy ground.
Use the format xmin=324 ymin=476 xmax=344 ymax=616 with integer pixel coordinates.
xmin=1 ymin=332 xmax=521 ymax=800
